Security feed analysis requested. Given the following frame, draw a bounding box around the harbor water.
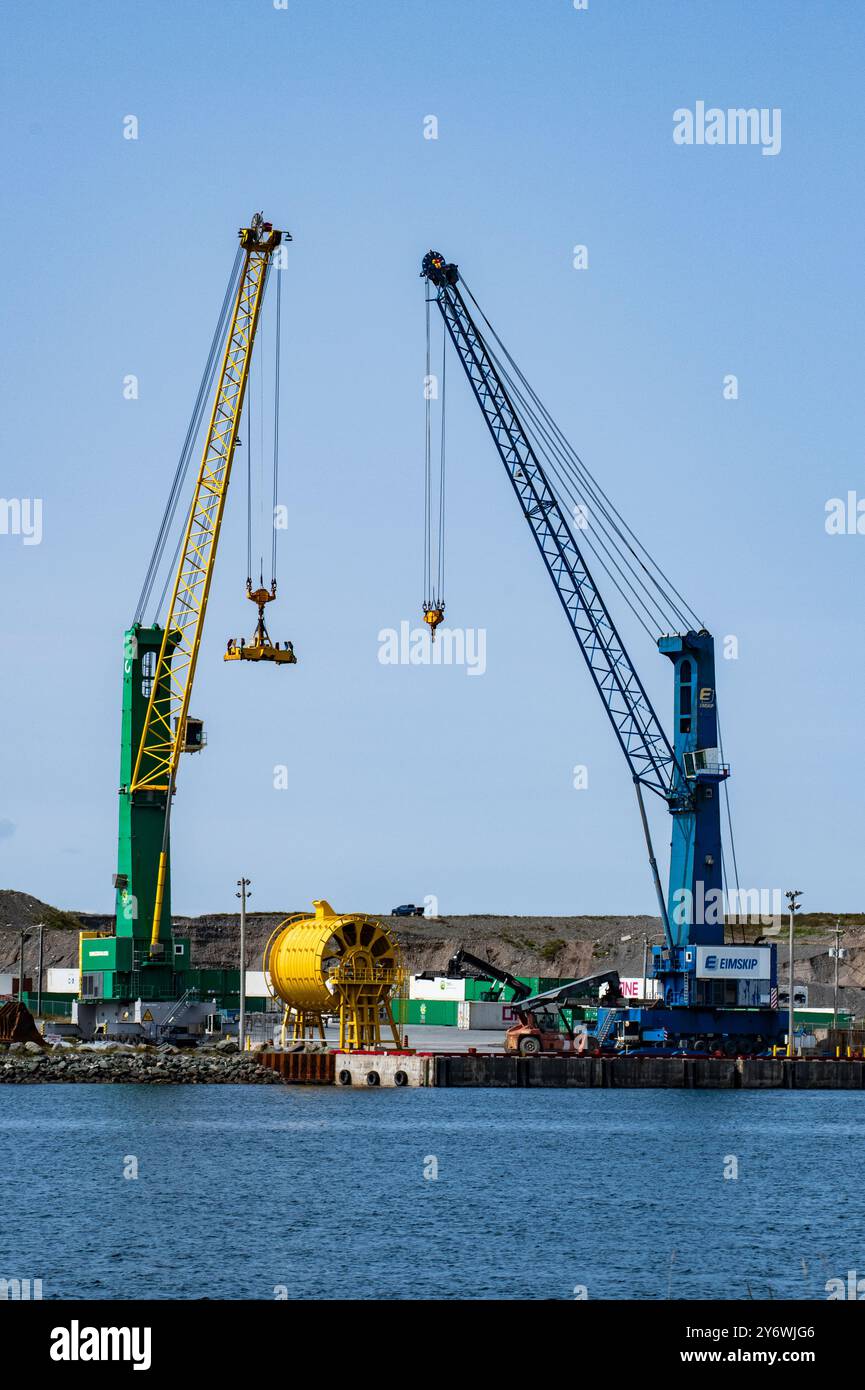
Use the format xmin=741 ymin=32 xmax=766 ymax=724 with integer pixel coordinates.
xmin=1 ymin=1085 xmax=862 ymax=1301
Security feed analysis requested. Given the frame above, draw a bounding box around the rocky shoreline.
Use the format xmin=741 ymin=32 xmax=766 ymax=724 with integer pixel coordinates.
xmin=0 ymin=1040 xmax=282 ymax=1085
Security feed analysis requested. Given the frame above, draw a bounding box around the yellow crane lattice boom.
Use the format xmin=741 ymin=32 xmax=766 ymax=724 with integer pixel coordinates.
xmin=130 ymin=214 xmax=284 ymax=952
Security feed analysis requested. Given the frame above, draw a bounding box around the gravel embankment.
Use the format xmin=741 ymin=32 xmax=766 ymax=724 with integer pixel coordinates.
xmin=2 ymin=889 xmax=865 ymax=1014
xmin=0 ymin=1041 xmax=282 ymax=1085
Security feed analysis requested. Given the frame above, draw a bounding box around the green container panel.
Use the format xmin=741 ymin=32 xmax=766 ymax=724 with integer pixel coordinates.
xmin=464 ymin=978 xmax=508 ymax=1002
xmin=391 ymin=999 xmax=459 ymax=1027
xmin=191 ymin=969 xmax=240 ymax=995
xmin=116 ymin=938 xmax=134 ymax=973
xmin=81 ymin=937 xmax=134 ymax=973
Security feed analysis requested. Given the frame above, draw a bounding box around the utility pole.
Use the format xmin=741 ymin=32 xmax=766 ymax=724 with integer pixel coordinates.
xmin=832 ymin=919 xmax=843 ymax=1034
xmin=785 ymin=889 xmax=802 ymax=1059
xmin=36 ymin=921 xmax=44 ymax=1017
xmin=18 ymin=930 xmax=28 ymax=1003
xmin=236 ymin=878 xmax=251 ymax=1052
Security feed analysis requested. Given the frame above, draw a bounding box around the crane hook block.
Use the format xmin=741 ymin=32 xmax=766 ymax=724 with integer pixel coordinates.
xmin=225 ymin=584 xmax=297 ymax=665
xmin=423 ymin=603 xmax=445 ymax=641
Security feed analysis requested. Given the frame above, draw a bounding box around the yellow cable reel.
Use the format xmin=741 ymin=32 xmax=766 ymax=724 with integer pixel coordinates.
xmin=263 ymin=900 xmax=403 ymax=1051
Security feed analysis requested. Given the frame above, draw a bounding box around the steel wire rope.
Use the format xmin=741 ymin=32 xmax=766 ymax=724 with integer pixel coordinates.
xmin=489 ymin=349 xmax=681 ymax=633
xmin=483 ymin=321 xmax=690 ymax=634
xmin=461 ymin=278 xmax=703 ymax=633
xmin=271 ymin=264 xmax=282 ymax=586
xmin=246 ymin=370 xmax=252 ymax=585
xmin=463 ymin=275 xmax=698 ymax=626
xmin=436 ymin=326 xmax=447 ymax=604
xmin=717 ymin=712 xmax=740 ymax=900
xmin=423 ymin=294 xmax=433 ymax=603
xmin=487 ymin=352 xmax=674 ymax=639
xmin=136 ymin=247 xmax=243 ymax=624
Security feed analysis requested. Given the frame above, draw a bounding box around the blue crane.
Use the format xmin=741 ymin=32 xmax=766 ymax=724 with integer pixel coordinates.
xmin=421 ymin=251 xmax=782 ymax=1054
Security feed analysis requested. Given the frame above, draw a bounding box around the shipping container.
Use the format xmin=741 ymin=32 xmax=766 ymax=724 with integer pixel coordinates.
xmin=619 ymin=977 xmax=660 ymax=1001
xmin=0 ymin=975 xmax=32 ymax=996
xmin=47 ymin=967 xmax=80 ymax=993
xmin=409 ymin=975 xmax=467 ymax=1001
xmin=457 ymin=1000 xmax=522 ymax=1030
xmin=390 ymin=998 xmax=459 ymax=1027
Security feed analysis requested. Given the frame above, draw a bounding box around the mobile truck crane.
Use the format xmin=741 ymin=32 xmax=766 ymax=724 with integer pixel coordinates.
xmin=447 ymin=949 xmax=622 ymax=1055
xmin=421 ymin=251 xmax=784 ymax=1056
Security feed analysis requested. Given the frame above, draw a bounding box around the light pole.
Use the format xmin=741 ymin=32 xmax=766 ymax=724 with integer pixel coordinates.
xmin=36 ymin=921 xmax=44 ymax=1018
xmin=785 ymin=889 xmax=802 ymax=1058
xmin=236 ymin=878 xmax=251 ymax=1052
xmin=832 ymin=919 xmax=844 ymax=1035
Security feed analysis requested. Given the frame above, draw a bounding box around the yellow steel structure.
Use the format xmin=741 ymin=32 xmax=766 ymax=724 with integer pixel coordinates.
xmin=224 ymin=583 xmax=296 ymax=664
xmin=263 ymin=900 xmax=404 ymax=1050
xmin=130 ymin=213 xmax=284 ymax=953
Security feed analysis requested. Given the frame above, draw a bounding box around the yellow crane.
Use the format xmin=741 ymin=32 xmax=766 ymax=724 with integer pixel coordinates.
xmin=128 ymin=213 xmax=288 ymax=958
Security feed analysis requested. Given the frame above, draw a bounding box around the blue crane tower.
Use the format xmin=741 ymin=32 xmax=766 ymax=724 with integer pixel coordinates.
xmin=421 ymin=251 xmax=783 ymax=1055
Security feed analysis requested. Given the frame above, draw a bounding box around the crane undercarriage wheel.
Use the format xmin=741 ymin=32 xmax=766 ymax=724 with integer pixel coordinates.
xmin=519 ymin=1036 xmax=542 ymax=1056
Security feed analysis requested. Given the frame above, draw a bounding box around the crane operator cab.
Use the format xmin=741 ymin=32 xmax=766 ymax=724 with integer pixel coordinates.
xmin=225 ymin=582 xmax=297 ymax=665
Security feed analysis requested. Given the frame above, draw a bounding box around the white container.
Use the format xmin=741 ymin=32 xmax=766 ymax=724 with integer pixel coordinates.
xmin=0 ymin=973 xmax=14 ymax=996
xmin=47 ymin=968 xmax=80 ymax=993
xmin=409 ymin=975 xmax=467 ymax=1002
xmin=457 ymin=1000 xmax=522 ymax=1031
xmin=244 ymin=970 xmax=270 ymax=997
xmin=619 ymin=977 xmax=659 ymax=1001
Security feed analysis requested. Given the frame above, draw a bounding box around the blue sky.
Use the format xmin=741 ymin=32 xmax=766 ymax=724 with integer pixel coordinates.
xmin=1 ymin=0 xmax=862 ymax=916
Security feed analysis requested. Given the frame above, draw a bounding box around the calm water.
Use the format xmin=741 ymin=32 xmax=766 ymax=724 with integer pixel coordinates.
xmin=1 ymin=1084 xmax=862 ymax=1300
